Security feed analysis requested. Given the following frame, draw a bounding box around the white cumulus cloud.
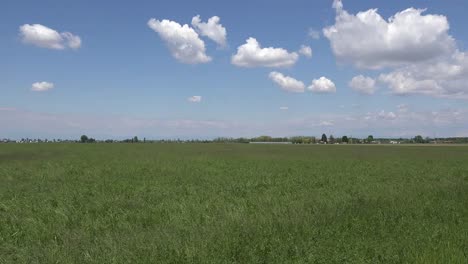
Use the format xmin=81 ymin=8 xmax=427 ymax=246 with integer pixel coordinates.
xmin=349 ymin=75 xmax=376 ymax=94
xmin=269 ymin=72 xmax=305 ymax=93
xmin=191 ymin=15 xmax=227 ymax=47
xmin=148 ymin=19 xmax=211 ymax=64
xmin=308 ymin=77 xmax=336 ymax=93
xmin=31 ymin=82 xmax=54 ymax=92
xmin=298 ymin=45 xmax=312 ymax=58
xmin=19 ymin=24 xmax=81 ymax=50
xmin=231 ymin=38 xmax=298 ymax=68
xmin=323 ymin=2 xmax=456 ymax=69
xmin=325 ymin=1 xmax=468 ymax=99
xmin=188 ymin=96 xmax=202 ymax=103
xmin=378 ymin=51 xmax=468 ymax=98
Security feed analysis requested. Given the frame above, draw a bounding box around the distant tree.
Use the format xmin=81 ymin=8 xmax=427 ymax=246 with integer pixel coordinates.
xmin=80 ymin=135 xmax=88 ymax=143
xmin=329 ymin=135 xmax=335 ymax=144
xmin=342 ymin=136 xmax=349 ymax=143
xmin=321 ymin=133 xmax=328 ymax=143
xmin=414 ymin=135 xmax=424 ymax=143
xmin=367 ymin=135 xmax=374 ymax=143
xmin=133 ymin=136 xmax=139 ymax=143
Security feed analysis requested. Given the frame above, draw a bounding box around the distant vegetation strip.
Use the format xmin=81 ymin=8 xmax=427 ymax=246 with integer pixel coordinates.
xmin=2 ymin=134 xmax=468 ymax=144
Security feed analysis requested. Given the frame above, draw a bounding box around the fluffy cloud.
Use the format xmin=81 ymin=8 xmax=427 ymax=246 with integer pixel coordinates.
xmin=324 ymin=1 xmax=456 ymax=69
xmin=191 ymin=15 xmax=227 ymax=47
xmin=349 ymin=75 xmax=376 ymax=94
xmin=148 ymin=19 xmax=211 ymax=64
xmin=298 ymin=45 xmax=312 ymax=58
xmin=378 ymin=71 xmax=440 ymax=96
xmin=231 ymin=38 xmax=298 ymax=68
xmin=325 ymin=1 xmax=468 ymax=99
xmin=269 ymin=72 xmax=305 ymax=93
xmin=188 ymin=96 xmax=202 ymax=103
xmin=31 ymin=82 xmax=54 ymax=92
xmin=378 ymin=51 xmax=468 ymax=98
xmin=279 ymin=106 xmax=289 ymax=110
xmin=308 ymin=77 xmax=336 ymax=93
xmin=19 ymin=24 xmax=81 ymax=50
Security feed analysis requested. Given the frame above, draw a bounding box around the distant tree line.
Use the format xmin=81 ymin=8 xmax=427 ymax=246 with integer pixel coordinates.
xmin=2 ymin=134 xmax=468 ymax=144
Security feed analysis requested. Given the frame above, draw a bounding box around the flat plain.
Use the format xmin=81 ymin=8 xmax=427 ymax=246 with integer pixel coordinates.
xmin=0 ymin=143 xmax=467 ymax=263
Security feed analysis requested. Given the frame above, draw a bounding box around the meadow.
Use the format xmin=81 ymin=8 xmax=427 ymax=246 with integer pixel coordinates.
xmin=0 ymin=143 xmax=467 ymax=263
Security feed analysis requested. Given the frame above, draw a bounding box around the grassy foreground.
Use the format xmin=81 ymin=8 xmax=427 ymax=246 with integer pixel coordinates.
xmin=0 ymin=143 xmax=467 ymax=263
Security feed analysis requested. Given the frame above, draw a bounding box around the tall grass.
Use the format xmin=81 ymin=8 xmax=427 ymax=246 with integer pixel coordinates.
xmin=1 ymin=144 xmax=467 ymax=263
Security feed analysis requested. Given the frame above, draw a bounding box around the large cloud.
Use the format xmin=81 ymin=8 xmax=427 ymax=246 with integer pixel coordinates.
xmin=31 ymin=81 xmax=54 ymax=92
xmin=19 ymin=24 xmax=81 ymax=50
xmin=326 ymin=1 xmax=468 ymax=99
xmin=349 ymin=75 xmax=376 ymax=95
xmin=308 ymin=77 xmax=336 ymax=93
xmin=269 ymin=72 xmax=305 ymax=93
xmin=231 ymin=38 xmax=298 ymax=68
xmin=148 ymin=19 xmax=211 ymax=64
xmin=378 ymin=51 xmax=468 ymax=98
xmin=191 ymin=15 xmax=227 ymax=47
xmin=324 ymin=0 xmax=456 ymax=69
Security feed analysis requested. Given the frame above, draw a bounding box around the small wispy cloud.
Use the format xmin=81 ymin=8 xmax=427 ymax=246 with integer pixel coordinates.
xmin=31 ymin=81 xmax=54 ymax=92
xmin=188 ymin=95 xmax=202 ymax=103
xmin=298 ymin=45 xmax=312 ymax=58
xmin=308 ymin=28 xmax=320 ymax=39
xmin=0 ymin=107 xmax=16 ymax=111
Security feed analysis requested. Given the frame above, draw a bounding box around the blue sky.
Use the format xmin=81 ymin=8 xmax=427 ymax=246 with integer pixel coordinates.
xmin=1 ymin=0 xmax=468 ymax=139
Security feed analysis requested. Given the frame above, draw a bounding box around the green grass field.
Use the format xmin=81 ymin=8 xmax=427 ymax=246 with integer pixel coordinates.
xmin=0 ymin=143 xmax=467 ymax=263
